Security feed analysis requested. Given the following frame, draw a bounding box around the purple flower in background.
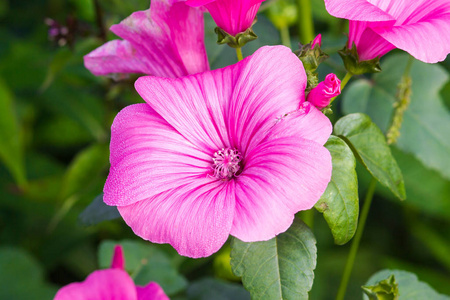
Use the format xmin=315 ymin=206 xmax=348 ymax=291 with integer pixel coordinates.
xmin=103 ymin=46 xmax=332 ymax=258
xmin=84 ymin=0 xmax=209 ymax=78
xmin=54 ymin=245 xmax=168 ymax=300
xmin=186 ymin=0 xmax=266 ymax=36
xmin=307 ymin=73 xmax=341 ymax=109
xmin=324 ymin=0 xmax=450 ymax=63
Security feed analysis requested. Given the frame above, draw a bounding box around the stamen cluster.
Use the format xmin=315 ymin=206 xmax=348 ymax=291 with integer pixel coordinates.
xmin=212 ymin=148 xmax=242 ymax=180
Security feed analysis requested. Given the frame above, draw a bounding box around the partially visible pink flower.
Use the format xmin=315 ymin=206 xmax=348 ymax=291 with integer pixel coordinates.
xmin=186 ymin=0 xmax=266 ymax=36
xmin=311 ymin=34 xmax=322 ymax=49
xmin=54 ymin=246 xmax=168 ymax=300
xmin=307 ymin=73 xmax=341 ymax=109
xmin=103 ymin=46 xmax=332 ymax=258
xmin=324 ymin=0 xmax=450 ymax=63
xmin=84 ymin=0 xmax=209 ymax=78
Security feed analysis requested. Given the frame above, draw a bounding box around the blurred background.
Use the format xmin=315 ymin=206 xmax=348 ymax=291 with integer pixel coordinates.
xmin=0 ymin=0 xmax=449 ymax=299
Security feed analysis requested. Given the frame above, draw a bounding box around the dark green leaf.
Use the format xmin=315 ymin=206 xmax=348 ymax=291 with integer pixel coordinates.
xmin=334 ymin=113 xmax=406 ymax=200
xmin=364 ymin=270 xmax=450 ymax=300
xmin=187 ymin=278 xmax=250 ymax=300
xmin=0 ymin=78 xmax=26 ymax=186
xmin=98 ymin=240 xmax=188 ymax=296
xmin=230 ymin=218 xmax=316 ymax=300
xmin=78 ymin=193 xmax=120 ymax=226
xmin=315 ymin=135 xmax=358 ymax=245
xmin=342 ymin=54 xmax=450 ymax=180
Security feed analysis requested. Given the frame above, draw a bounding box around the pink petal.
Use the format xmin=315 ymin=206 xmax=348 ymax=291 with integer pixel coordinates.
xmin=324 ymin=0 xmax=395 ymax=22
xmin=349 ymin=21 xmax=396 ymax=60
xmin=136 ymin=282 xmax=169 ymax=300
xmin=104 ymin=104 xmax=212 ymax=207
xmin=134 ymin=46 xmax=306 ymax=158
xmin=54 ymin=269 xmax=137 ymax=300
xmin=118 ymin=179 xmax=235 ymax=258
xmin=87 ymin=0 xmax=208 ymax=78
xmin=110 ymin=245 xmax=125 ymax=270
xmin=84 ymin=40 xmax=151 ymax=76
xmin=373 ymin=14 xmax=450 ymax=63
xmin=231 ymin=136 xmax=332 ymax=241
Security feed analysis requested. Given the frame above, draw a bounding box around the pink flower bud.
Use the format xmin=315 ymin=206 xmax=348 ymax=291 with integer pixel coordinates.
xmin=110 ymin=245 xmax=125 ymax=269
xmin=311 ymin=34 xmax=322 ymax=49
xmin=307 ymin=73 xmax=341 ymax=108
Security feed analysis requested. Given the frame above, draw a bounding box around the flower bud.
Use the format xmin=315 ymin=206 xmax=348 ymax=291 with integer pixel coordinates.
xmin=306 ymin=73 xmax=341 ymax=109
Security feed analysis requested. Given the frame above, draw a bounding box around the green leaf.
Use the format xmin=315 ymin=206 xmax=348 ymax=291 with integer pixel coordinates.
xmin=0 ymin=247 xmax=57 ymax=300
xmin=334 ymin=113 xmax=406 ymax=200
xmin=98 ymin=240 xmax=188 ymax=296
xmin=342 ymin=53 xmax=450 ymax=180
xmin=230 ymin=218 xmax=316 ymax=300
xmin=78 ymin=193 xmax=120 ymax=226
xmin=364 ymin=270 xmax=450 ymax=300
xmin=0 ymin=78 xmax=26 ymax=186
xmin=315 ymin=135 xmax=359 ymax=245
xmin=186 ymin=278 xmax=250 ymax=300
xmin=362 ymin=274 xmax=399 ymax=300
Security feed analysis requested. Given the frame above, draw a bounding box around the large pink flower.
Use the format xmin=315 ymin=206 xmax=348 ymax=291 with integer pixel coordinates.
xmin=103 ymin=46 xmax=332 ymax=258
xmin=186 ymin=0 xmax=266 ymax=36
xmin=54 ymin=246 xmax=168 ymax=300
xmin=324 ymin=0 xmax=450 ymax=63
xmin=84 ymin=0 xmax=209 ymax=78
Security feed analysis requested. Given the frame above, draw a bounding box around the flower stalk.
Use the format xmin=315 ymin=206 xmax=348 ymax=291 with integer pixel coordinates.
xmin=236 ymin=47 xmax=244 ymax=61
xmin=297 ymin=0 xmax=314 ymax=44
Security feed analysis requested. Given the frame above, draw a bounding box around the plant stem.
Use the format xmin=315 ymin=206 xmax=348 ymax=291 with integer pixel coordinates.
xmin=330 ymin=72 xmax=353 ymax=104
xmin=235 ymin=47 xmax=243 ymax=61
xmin=297 ymin=0 xmax=314 ymax=44
xmin=280 ymin=26 xmax=291 ymax=49
xmin=336 ymin=177 xmax=377 ymax=300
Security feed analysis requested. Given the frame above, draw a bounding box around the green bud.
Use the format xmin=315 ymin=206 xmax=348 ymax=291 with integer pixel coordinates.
xmin=215 ymin=26 xmax=257 ymax=48
xmin=338 ymin=43 xmax=382 ymax=75
xmin=362 ymin=275 xmax=399 ymax=300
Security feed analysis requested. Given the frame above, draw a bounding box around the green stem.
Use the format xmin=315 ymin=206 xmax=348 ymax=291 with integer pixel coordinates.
xmin=297 ymin=0 xmax=314 ymax=44
xmin=235 ymin=47 xmax=243 ymax=61
xmin=330 ymin=72 xmax=353 ymax=104
xmin=280 ymin=26 xmax=291 ymax=49
xmin=336 ymin=177 xmax=377 ymax=300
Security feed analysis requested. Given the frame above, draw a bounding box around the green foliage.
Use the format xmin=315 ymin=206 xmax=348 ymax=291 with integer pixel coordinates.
xmin=98 ymin=240 xmax=188 ymax=296
xmin=334 ymin=113 xmax=406 ymax=200
xmin=364 ymin=270 xmax=450 ymax=300
xmin=186 ymin=278 xmax=250 ymax=300
xmin=79 ymin=193 xmax=120 ymax=226
xmin=342 ymin=54 xmax=450 ymax=180
xmin=230 ymin=218 xmax=316 ymax=300
xmin=0 ymin=247 xmax=57 ymax=300
xmin=315 ymin=135 xmax=358 ymax=245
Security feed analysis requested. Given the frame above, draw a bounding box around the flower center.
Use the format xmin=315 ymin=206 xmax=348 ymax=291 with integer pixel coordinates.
xmin=212 ymin=148 xmax=242 ymax=180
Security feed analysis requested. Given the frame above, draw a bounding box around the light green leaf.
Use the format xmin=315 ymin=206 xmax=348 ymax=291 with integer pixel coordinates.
xmin=315 ymin=135 xmax=359 ymax=245
xmin=334 ymin=113 xmax=406 ymax=200
xmin=0 ymin=78 xmax=26 ymax=186
xmin=342 ymin=54 xmax=450 ymax=180
xmin=230 ymin=218 xmax=316 ymax=300
xmin=364 ymin=270 xmax=450 ymax=300
xmin=98 ymin=240 xmax=188 ymax=296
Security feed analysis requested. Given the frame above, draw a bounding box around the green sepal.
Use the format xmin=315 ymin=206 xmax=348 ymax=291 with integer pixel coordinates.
xmin=295 ymin=41 xmax=329 ymax=74
xmin=338 ymin=43 xmax=382 ymax=75
xmin=215 ymin=26 xmax=257 ymax=48
xmin=362 ymin=275 xmax=399 ymax=300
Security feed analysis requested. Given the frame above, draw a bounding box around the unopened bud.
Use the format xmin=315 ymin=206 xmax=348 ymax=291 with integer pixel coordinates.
xmin=306 ymin=73 xmax=341 ymax=109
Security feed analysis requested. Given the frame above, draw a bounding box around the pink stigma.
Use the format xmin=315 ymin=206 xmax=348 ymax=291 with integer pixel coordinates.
xmin=212 ymin=148 xmax=242 ymax=180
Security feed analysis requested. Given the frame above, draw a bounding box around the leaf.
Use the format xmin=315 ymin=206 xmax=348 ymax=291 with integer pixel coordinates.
xmin=363 ymin=270 xmax=450 ymax=300
xmin=334 ymin=113 xmax=406 ymax=200
xmin=78 ymin=193 xmax=120 ymax=226
xmin=0 ymin=78 xmax=26 ymax=186
xmin=230 ymin=218 xmax=316 ymax=300
xmin=342 ymin=53 xmax=450 ymax=180
xmin=186 ymin=278 xmax=250 ymax=300
xmin=98 ymin=240 xmax=188 ymax=296
xmin=0 ymin=247 xmax=57 ymax=300
xmin=362 ymin=274 xmax=399 ymax=300
xmin=315 ymin=135 xmax=359 ymax=245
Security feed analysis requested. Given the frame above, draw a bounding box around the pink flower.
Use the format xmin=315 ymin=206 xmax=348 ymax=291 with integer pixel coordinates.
xmin=84 ymin=0 xmax=209 ymax=78
xmin=311 ymin=34 xmax=322 ymax=49
xmin=54 ymin=246 xmax=168 ymax=300
xmin=307 ymin=73 xmax=341 ymax=109
xmin=186 ymin=0 xmax=266 ymax=36
xmin=324 ymin=0 xmax=450 ymax=63
xmin=103 ymin=46 xmax=332 ymax=258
